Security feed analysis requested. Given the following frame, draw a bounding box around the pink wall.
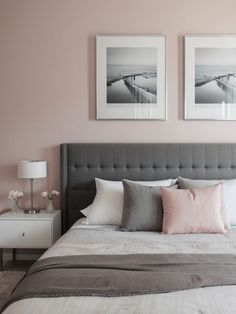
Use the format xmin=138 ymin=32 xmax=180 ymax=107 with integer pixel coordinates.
xmin=0 ymin=0 xmax=236 ymax=209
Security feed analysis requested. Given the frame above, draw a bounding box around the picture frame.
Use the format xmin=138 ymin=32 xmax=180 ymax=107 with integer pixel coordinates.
xmin=96 ymin=35 xmax=166 ymax=120
xmin=185 ymin=35 xmax=236 ymax=120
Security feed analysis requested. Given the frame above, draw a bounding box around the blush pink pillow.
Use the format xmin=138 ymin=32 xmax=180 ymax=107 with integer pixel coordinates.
xmin=161 ymin=184 xmax=226 ymax=234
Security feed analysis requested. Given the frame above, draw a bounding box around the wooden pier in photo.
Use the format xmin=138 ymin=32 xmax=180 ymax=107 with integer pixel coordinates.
xmin=107 ymin=72 xmax=157 ymax=103
xmin=195 ymin=73 xmax=236 ymax=88
xmin=124 ymin=76 xmax=157 ymax=103
xmin=215 ymin=74 xmax=236 ymax=90
xmin=195 ymin=73 xmax=236 ymax=103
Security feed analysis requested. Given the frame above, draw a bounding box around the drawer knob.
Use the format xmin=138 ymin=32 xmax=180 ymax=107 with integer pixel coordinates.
xmin=21 ymin=233 xmax=25 ymax=237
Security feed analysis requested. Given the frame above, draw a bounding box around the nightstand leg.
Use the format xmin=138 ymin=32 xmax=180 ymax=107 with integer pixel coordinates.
xmin=0 ymin=248 xmax=3 ymax=271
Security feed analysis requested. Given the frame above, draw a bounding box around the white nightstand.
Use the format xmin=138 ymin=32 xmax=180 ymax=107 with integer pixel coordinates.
xmin=0 ymin=210 xmax=61 ymax=270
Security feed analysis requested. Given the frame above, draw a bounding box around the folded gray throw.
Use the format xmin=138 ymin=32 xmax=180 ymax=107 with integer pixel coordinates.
xmin=2 ymin=253 xmax=236 ymax=313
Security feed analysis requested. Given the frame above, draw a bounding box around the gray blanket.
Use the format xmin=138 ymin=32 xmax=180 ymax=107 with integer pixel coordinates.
xmin=2 ymin=253 xmax=236 ymax=313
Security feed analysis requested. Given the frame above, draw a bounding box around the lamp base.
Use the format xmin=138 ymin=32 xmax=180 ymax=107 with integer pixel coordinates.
xmin=24 ymin=208 xmax=40 ymax=214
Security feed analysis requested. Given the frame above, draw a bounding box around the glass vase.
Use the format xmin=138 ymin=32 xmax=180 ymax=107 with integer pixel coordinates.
xmin=46 ymin=199 xmax=55 ymax=213
xmin=11 ymin=200 xmax=19 ymax=213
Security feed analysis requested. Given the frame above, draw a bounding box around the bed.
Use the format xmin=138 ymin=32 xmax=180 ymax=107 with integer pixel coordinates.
xmin=3 ymin=143 xmax=236 ymax=314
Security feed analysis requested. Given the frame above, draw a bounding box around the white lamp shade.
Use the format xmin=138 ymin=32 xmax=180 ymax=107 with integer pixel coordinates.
xmin=17 ymin=160 xmax=47 ymax=179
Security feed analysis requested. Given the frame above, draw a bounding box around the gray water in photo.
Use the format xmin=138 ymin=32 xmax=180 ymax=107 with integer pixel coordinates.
xmin=195 ymin=65 xmax=236 ymax=104
xmin=107 ymin=65 xmax=157 ymax=104
xmin=106 ymin=47 xmax=158 ymax=104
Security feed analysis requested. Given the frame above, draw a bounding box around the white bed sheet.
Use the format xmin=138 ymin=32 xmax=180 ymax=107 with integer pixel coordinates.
xmin=4 ymin=221 xmax=236 ymax=314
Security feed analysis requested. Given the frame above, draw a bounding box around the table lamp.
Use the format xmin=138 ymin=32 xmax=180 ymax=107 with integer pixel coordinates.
xmin=17 ymin=160 xmax=47 ymax=214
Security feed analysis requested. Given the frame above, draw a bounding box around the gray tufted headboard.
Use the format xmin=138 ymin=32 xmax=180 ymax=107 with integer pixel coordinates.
xmin=60 ymin=143 xmax=236 ymax=233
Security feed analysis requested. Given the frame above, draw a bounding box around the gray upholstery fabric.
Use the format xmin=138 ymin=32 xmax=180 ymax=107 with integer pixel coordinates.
xmin=178 ymin=177 xmax=219 ymax=189
xmin=120 ymin=180 xmax=164 ymax=231
xmin=60 ymin=143 xmax=236 ymax=233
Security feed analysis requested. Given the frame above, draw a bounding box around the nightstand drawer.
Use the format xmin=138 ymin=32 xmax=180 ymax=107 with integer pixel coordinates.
xmin=0 ymin=220 xmax=52 ymax=248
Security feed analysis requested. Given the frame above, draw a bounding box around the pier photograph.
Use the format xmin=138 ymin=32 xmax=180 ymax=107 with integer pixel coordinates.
xmin=106 ymin=47 xmax=157 ymax=104
xmin=195 ymin=48 xmax=236 ymax=104
xmin=96 ymin=35 xmax=166 ymax=120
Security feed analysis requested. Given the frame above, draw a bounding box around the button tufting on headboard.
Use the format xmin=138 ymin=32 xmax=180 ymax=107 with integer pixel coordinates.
xmin=60 ymin=143 xmax=236 ymax=233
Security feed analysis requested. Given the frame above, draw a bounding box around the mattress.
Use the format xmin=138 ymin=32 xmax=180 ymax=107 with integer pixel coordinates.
xmin=4 ymin=221 xmax=236 ymax=314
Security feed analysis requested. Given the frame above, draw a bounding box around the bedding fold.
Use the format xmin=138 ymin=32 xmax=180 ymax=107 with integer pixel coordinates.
xmin=2 ymin=253 xmax=236 ymax=313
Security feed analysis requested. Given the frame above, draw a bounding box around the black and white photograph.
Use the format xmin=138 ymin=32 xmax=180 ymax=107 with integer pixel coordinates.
xmin=185 ymin=36 xmax=236 ymax=120
xmin=195 ymin=48 xmax=236 ymax=104
xmin=106 ymin=47 xmax=157 ymax=104
xmin=96 ymin=35 xmax=166 ymax=120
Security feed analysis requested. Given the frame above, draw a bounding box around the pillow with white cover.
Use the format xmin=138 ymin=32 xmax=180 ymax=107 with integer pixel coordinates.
xmin=81 ymin=178 xmax=173 ymax=225
xmin=178 ymin=177 xmax=236 ymax=226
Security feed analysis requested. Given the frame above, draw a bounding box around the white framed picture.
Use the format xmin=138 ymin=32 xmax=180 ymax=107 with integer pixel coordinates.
xmin=96 ymin=35 xmax=166 ymax=120
xmin=185 ymin=36 xmax=236 ymax=120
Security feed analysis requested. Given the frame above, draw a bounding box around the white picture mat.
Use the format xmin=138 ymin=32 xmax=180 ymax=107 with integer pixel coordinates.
xmin=185 ymin=36 xmax=236 ymax=120
xmin=96 ymin=35 xmax=166 ymax=120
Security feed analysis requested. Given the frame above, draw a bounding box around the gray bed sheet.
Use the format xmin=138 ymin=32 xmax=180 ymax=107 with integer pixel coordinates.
xmin=4 ymin=222 xmax=236 ymax=314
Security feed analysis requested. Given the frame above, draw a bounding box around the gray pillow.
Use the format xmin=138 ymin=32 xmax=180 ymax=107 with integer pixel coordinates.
xmin=178 ymin=176 xmax=236 ymax=226
xmin=178 ymin=177 xmax=220 ymax=189
xmin=120 ymin=180 xmax=165 ymax=232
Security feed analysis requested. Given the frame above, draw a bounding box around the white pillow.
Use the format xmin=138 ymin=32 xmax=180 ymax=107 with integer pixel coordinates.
xmin=179 ymin=177 xmax=236 ymax=226
xmin=81 ymin=205 xmax=91 ymax=217
xmin=82 ymin=178 xmax=173 ymax=225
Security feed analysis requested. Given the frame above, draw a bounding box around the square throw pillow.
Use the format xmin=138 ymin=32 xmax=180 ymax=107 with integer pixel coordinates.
xmin=120 ymin=180 xmax=175 ymax=231
xmin=85 ymin=179 xmax=123 ymax=225
xmin=84 ymin=178 xmax=173 ymax=225
xmin=178 ymin=177 xmax=233 ymax=228
xmin=161 ymin=184 xmax=226 ymax=234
